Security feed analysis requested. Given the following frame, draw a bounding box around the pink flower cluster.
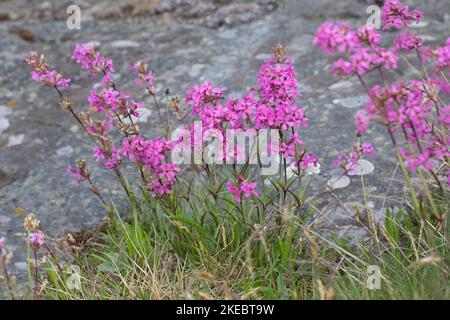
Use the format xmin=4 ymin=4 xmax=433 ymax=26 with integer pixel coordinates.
xmin=333 ymin=142 xmax=376 ymax=174
xmin=24 ymin=52 xmax=70 ymax=88
xmin=381 ymin=0 xmax=422 ymax=30
xmin=226 ymin=176 xmax=259 ymax=203
xmin=88 ymin=88 xmax=142 ymax=118
xmin=423 ymin=38 xmax=450 ymax=73
xmin=395 ymin=32 xmax=423 ymax=52
xmin=92 ymin=145 xmax=122 ymax=170
xmin=0 ymin=237 xmax=4 ymax=252
xmin=67 ymin=165 xmax=87 ymax=185
xmin=313 ymin=22 xmax=358 ymax=55
xmin=184 ymin=51 xmax=317 ymax=201
xmin=131 ymin=60 xmax=154 ymax=88
xmin=29 ymin=231 xmax=45 ymax=250
xmin=315 ymin=0 xmax=449 ymax=186
xmin=186 ymin=56 xmax=308 ymax=132
xmin=72 ymin=43 xmax=114 ymax=83
xmin=185 ymin=81 xmax=227 ymax=128
xmin=120 ymin=136 xmax=180 ymax=195
xmin=254 ymin=56 xmax=308 ymax=131
xmin=365 ymin=81 xmax=449 ymax=173
xmin=315 ymin=22 xmax=398 ymax=76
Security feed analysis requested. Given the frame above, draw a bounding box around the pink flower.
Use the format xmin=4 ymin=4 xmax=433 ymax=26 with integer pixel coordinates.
xmin=131 ymin=60 xmax=154 ymax=88
xmin=355 ymin=110 xmax=370 ymax=135
xmin=356 ymin=25 xmax=381 ymax=47
xmin=224 ymin=93 xmax=257 ymax=129
xmin=360 ymin=142 xmax=376 ymax=156
xmin=333 ymin=142 xmax=375 ymax=173
xmin=29 ymin=231 xmax=45 ymax=250
xmin=226 ymin=181 xmax=242 ymax=203
xmin=279 ymin=132 xmax=303 ymax=158
xmin=25 ymin=52 xmax=71 ymax=89
xmin=227 ymin=176 xmax=259 ymax=203
xmin=148 ymin=163 xmax=180 ymax=196
xmin=400 ymin=148 xmax=434 ymax=171
xmin=92 ymin=145 xmax=122 ymax=170
xmin=331 ymin=59 xmax=353 ymax=77
xmin=68 ymin=165 xmax=83 ymax=184
xmin=257 ymin=56 xmax=299 ymax=104
xmin=374 ymin=48 xmax=398 ymax=69
xmin=186 ymin=81 xmax=226 ymax=114
xmin=299 ymin=153 xmax=319 ymax=170
xmin=119 ymin=135 xmax=180 ymax=195
xmin=72 ymin=43 xmax=115 ymax=82
xmin=348 ymin=48 xmax=376 ymax=75
xmin=88 ymin=88 xmax=141 ymax=117
xmin=0 ymin=237 xmax=4 ymax=252
xmin=439 ymin=105 xmax=450 ymax=127
xmin=185 ymin=81 xmax=228 ymax=129
xmin=313 ymin=21 xmax=358 ymax=55
xmin=395 ymin=32 xmax=423 ymax=52
xmin=382 ymin=0 xmax=422 ymax=30
xmin=241 ymin=180 xmax=258 ymax=198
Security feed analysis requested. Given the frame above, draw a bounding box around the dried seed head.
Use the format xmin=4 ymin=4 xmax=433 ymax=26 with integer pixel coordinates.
xmin=169 ymin=96 xmax=180 ymax=112
xmin=273 ymin=43 xmax=288 ymax=62
xmin=60 ymin=98 xmax=72 ymax=110
xmin=75 ymin=159 xmax=91 ymax=181
xmin=24 ymin=214 xmax=40 ymax=231
xmin=133 ymin=60 xmax=148 ymax=74
xmin=147 ymin=85 xmax=156 ymax=96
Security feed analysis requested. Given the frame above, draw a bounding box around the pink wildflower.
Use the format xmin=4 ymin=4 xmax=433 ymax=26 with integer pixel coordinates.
xmin=355 ymin=110 xmax=370 ymax=135
xmin=348 ymin=48 xmax=377 ymax=75
xmin=257 ymin=55 xmax=299 ymax=104
xmin=360 ymin=142 xmax=376 ymax=156
xmin=72 ymin=43 xmax=115 ymax=83
xmin=439 ymin=105 xmax=450 ymax=127
xmin=29 ymin=231 xmax=45 ymax=250
xmin=382 ymin=0 xmax=422 ymax=30
xmin=331 ymin=59 xmax=353 ymax=77
xmin=88 ymin=88 xmax=141 ymax=117
xmin=394 ymin=32 xmax=423 ymax=52
xmin=25 ymin=52 xmax=71 ymax=89
xmin=356 ymin=25 xmax=381 ymax=47
xmin=227 ymin=176 xmax=258 ymax=203
xmin=313 ymin=21 xmax=358 ymax=55
xmin=374 ymin=48 xmax=398 ymax=69
xmin=299 ymin=153 xmax=319 ymax=170
xmin=119 ymin=136 xmax=179 ymax=195
xmin=131 ymin=60 xmax=154 ymax=88
xmin=333 ymin=142 xmax=375 ymax=173
xmin=224 ymin=93 xmax=257 ymax=129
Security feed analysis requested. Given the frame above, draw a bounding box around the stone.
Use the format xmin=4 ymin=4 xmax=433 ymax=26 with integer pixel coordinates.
xmin=346 ymin=159 xmax=375 ymax=176
xmin=110 ymin=40 xmax=140 ymax=48
xmin=7 ymin=134 xmax=25 ymax=147
xmin=56 ymin=146 xmax=74 ymax=157
xmin=327 ymin=175 xmax=350 ymax=189
xmin=332 ymin=95 xmax=368 ymax=109
xmin=0 ymin=106 xmax=12 ymax=134
xmin=0 ymin=214 xmax=12 ymax=225
xmin=14 ymin=262 xmax=28 ymax=271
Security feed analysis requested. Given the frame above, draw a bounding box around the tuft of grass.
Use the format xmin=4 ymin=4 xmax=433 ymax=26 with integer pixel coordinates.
xmin=42 ymin=176 xmax=449 ymax=300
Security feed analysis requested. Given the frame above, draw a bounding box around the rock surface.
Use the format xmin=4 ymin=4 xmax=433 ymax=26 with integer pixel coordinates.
xmin=0 ymin=0 xmax=449 ymax=283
